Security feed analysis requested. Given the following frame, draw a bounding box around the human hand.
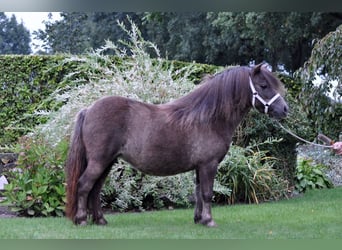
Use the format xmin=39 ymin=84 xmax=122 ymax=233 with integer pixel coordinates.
xmin=332 ymin=142 xmax=342 ymax=155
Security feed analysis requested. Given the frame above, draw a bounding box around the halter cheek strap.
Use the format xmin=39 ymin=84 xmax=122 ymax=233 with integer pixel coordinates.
xmin=249 ymin=77 xmax=281 ymax=114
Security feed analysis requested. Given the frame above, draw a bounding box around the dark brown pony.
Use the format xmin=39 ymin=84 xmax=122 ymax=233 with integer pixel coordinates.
xmin=65 ymin=63 xmax=288 ymax=227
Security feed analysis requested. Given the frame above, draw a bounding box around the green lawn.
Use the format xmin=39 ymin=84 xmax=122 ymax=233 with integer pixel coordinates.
xmin=1 ymin=187 xmax=341 ymax=239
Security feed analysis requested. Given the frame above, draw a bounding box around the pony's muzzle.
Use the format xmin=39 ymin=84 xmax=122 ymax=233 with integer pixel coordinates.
xmin=270 ymin=100 xmax=289 ymax=120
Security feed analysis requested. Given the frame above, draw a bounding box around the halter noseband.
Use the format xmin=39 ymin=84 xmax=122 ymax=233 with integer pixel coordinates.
xmin=249 ymin=76 xmax=281 ymax=114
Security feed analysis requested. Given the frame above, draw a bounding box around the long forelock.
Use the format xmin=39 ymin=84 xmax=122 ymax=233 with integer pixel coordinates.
xmin=261 ymin=69 xmax=286 ymax=96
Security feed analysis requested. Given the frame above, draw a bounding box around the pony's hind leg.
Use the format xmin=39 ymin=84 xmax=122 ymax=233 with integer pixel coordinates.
xmin=75 ymin=160 xmax=108 ymax=226
xmin=88 ymin=166 xmax=112 ymax=225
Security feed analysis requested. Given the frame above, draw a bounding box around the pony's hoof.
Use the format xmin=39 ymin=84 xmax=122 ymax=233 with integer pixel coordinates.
xmin=206 ymin=220 xmax=217 ymax=227
xmin=200 ymin=219 xmax=217 ymax=227
xmin=94 ymin=217 xmax=108 ymax=226
xmin=77 ymin=220 xmax=88 ymax=226
xmin=74 ymin=216 xmax=88 ymax=226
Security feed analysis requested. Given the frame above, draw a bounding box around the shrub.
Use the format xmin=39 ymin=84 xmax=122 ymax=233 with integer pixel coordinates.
xmin=2 ymin=137 xmax=67 ymax=217
xmin=295 ymin=158 xmax=333 ymax=193
xmin=32 ymin=19 xmax=197 ymax=146
xmin=216 ymin=139 xmax=289 ymax=204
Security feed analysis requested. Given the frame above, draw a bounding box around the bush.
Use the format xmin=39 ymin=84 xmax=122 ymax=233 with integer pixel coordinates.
xmin=31 ymin=20 xmax=198 ymax=146
xmin=295 ymin=158 xmax=333 ymax=193
xmin=216 ymin=139 xmax=289 ymax=204
xmin=2 ymin=137 xmax=67 ymax=217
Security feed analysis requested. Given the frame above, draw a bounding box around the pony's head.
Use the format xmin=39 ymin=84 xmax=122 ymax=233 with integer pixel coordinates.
xmin=249 ymin=64 xmax=288 ymax=120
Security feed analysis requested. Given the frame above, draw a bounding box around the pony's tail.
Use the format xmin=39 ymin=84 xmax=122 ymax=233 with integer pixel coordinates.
xmin=65 ymin=109 xmax=87 ymax=221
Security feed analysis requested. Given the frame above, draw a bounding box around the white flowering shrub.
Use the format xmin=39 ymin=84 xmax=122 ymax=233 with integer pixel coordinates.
xmin=35 ymin=19 xmax=195 ymax=145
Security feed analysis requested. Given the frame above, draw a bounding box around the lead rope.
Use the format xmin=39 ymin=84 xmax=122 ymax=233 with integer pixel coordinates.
xmin=276 ymin=121 xmax=333 ymax=148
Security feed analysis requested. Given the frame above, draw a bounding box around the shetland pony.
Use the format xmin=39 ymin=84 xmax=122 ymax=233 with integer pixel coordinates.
xmin=65 ymin=63 xmax=288 ymax=227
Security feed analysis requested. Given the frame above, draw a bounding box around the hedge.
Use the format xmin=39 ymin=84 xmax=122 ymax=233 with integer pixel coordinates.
xmin=0 ymin=55 xmax=75 ymax=146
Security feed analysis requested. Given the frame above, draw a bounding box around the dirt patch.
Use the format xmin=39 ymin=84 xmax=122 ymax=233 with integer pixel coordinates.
xmin=0 ymin=205 xmax=17 ymax=218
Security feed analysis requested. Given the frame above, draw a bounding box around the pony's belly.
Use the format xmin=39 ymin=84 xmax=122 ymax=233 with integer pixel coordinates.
xmin=120 ymin=137 xmax=195 ymax=176
xmin=132 ymin=163 xmax=195 ymax=176
xmin=121 ymin=153 xmax=194 ymax=177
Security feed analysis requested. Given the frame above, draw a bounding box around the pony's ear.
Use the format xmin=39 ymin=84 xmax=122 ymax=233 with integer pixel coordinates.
xmin=252 ymin=63 xmax=263 ymax=75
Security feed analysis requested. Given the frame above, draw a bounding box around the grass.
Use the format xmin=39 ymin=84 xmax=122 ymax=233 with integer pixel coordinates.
xmin=0 ymin=187 xmax=341 ymax=239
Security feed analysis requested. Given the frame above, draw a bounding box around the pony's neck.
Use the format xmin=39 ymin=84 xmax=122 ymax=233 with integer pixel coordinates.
xmin=164 ymin=66 xmax=254 ymax=130
xmin=218 ymin=103 xmax=251 ymax=135
xmin=211 ymin=82 xmax=252 ymax=142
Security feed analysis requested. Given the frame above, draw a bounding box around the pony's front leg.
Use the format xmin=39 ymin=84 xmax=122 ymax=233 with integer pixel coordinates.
xmin=194 ymin=169 xmax=203 ymax=224
xmin=198 ymin=162 xmax=218 ymax=227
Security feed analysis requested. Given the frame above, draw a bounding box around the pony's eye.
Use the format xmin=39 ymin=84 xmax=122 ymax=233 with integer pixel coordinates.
xmin=260 ymin=84 xmax=267 ymax=89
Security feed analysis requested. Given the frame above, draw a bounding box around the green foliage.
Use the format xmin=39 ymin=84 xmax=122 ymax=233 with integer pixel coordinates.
xmin=141 ymin=12 xmax=341 ymax=72
xmin=0 ymin=54 xmax=79 ymax=145
xmin=302 ymin=24 xmax=342 ymax=85
xmin=35 ymin=12 xmax=342 ymax=73
xmin=34 ymin=13 xmax=92 ymax=54
xmin=0 ymin=55 xmax=217 ymax=148
xmin=34 ymin=12 xmax=144 ymax=54
xmin=297 ymin=24 xmax=342 ymax=139
xmin=295 ymin=158 xmax=333 ymax=193
xmin=2 ymin=137 xmax=67 ymax=217
xmin=0 ymin=12 xmax=31 ymax=54
xmin=216 ymin=139 xmax=289 ymax=204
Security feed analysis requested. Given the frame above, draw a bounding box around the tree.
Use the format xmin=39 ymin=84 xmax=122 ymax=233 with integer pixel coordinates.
xmin=34 ymin=12 xmax=342 ymax=73
xmin=301 ymin=24 xmax=341 ymax=94
xmin=297 ymin=24 xmax=342 ymax=138
xmin=206 ymin=12 xmax=342 ymax=72
xmin=0 ymin=12 xmax=31 ymax=54
xmin=145 ymin=13 xmax=210 ymax=62
xmin=34 ymin=12 xmax=144 ymax=54
xmin=34 ymin=12 xmax=91 ymax=54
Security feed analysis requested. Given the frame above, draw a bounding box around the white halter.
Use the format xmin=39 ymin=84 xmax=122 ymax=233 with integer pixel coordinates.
xmin=249 ymin=76 xmax=281 ymax=114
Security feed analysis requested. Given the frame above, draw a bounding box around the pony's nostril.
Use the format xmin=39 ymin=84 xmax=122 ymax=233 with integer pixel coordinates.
xmin=284 ymin=105 xmax=288 ymax=113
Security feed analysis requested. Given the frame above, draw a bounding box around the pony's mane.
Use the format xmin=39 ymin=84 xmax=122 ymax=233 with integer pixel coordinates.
xmin=164 ymin=65 xmax=284 ymax=128
xmin=164 ymin=66 xmax=251 ymax=128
